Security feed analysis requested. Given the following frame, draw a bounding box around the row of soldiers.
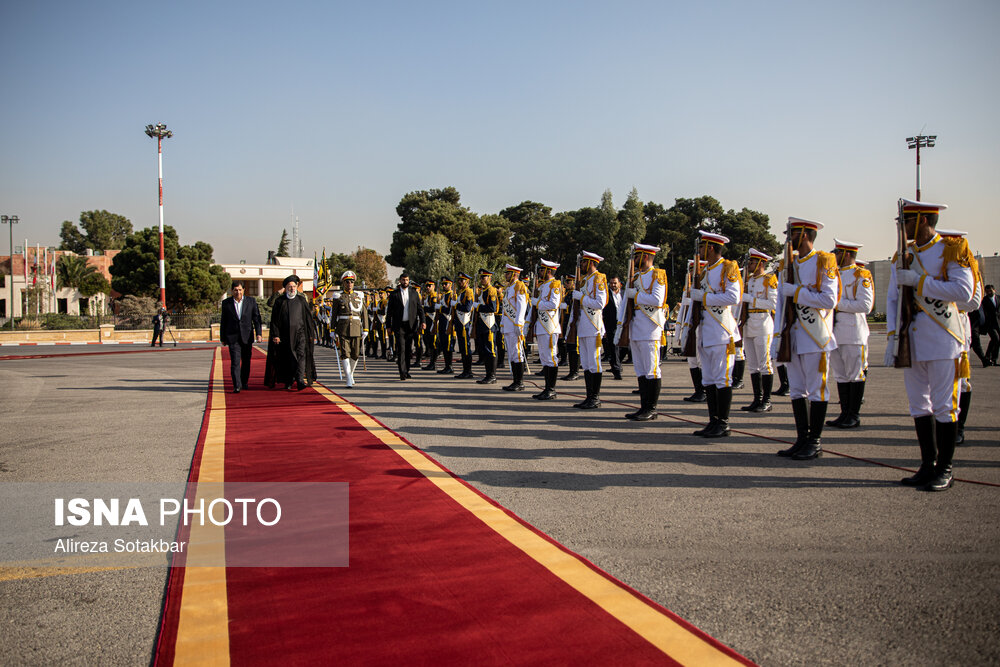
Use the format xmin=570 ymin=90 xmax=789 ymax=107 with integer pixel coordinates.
xmin=316 ymin=198 xmax=981 ymax=493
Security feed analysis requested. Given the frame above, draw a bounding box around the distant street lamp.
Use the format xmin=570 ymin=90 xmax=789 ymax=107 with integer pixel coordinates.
xmin=145 ymin=123 xmax=173 ymax=308
xmin=906 ymin=134 xmax=936 ymax=201
xmin=1 ymin=215 xmax=18 ymax=329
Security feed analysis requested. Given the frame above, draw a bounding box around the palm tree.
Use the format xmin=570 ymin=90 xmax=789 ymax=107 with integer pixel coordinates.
xmin=57 ymin=254 xmax=110 ymax=314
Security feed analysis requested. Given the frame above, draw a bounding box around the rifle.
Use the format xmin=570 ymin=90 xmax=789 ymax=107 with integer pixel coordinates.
xmin=892 ymin=199 xmax=913 ymax=368
xmin=525 ymin=262 xmax=539 ymax=344
xmin=776 ymin=219 xmax=795 ymax=363
xmin=736 ymin=251 xmax=750 ymax=348
xmin=565 ymin=252 xmax=583 ymax=341
xmin=618 ymin=244 xmax=637 ymax=348
xmin=681 ymin=237 xmax=702 ymax=358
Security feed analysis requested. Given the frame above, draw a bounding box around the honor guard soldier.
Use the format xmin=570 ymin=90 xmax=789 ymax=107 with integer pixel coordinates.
xmin=825 ymin=239 xmax=873 ymax=429
xmin=420 ymin=280 xmax=439 ymax=369
xmin=937 ymin=229 xmax=983 ymax=445
xmin=330 ymin=270 xmax=370 ymax=388
xmin=887 ymin=201 xmax=976 ymax=491
xmin=475 ymin=269 xmax=501 ymax=384
xmin=618 ymin=243 xmax=668 ymax=421
xmin=500 ymin=264 xmax=530 ymax=391
xmin=570 ymin=251 xmax=609 ymax=409
xmin=559 ymin=274 xmax=581 ymax=381
xmin=434 ymin=276 xmax=456 ymax=374
xmin=452 ymin=272 xmax=477 ymax=379
xmin=739 ymin=249 xmax=778 ymax=413
xmin=680 ymin=259 xmax=708 ymax=403
xmin=687 ymin=231 xmax=743 ymax=437
xmin=774 ymin=218 xmax=840 ymax=460
xmin=531 ymin=260 xmax=562 ymax=400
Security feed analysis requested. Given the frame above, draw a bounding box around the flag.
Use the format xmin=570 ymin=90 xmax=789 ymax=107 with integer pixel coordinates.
xmin=313 ymin=251 xmax=319 ymax=297
xmin=50 ymin=251 xmax=57 ymax=291
xmin=319 ymin=247 xmax=329 ymax=296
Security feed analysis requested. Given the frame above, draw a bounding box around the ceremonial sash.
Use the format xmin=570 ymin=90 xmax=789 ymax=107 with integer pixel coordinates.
xmin=912 ymin=252 xmax=965 ymax=343
xmin=792 ymin=260 xmax=834 ymax=348
xmin=480 ymin=311 xmax=496 ymax=329
xmin=537 ymin=309 xmax=558 ymax=335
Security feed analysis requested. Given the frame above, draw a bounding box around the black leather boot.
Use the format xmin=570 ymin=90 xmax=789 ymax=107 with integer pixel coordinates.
xmin=778 ymin=398 xmax=810 ymax=456
xmin=437 ymin=351 xmax=454 ymax=374
xmin=561 ymin=350 xmax=580 ymax=380
xmin=836 ymin=381 xmax=863 ymax=429
xmin=693 ymin=385 xmax=719 ymax=436
xmin=826 ymin=382 xmax=850 ymax=427
xmin=731 ymin=359 xmax=745 ymax=390
xmin=684 ymin=367 xmax=707 ymax=402
xmin=773 ymin=365 xmax=790 ymax=396
xmin=503 ymin=362 xmax=525 ymax=391
xmin=455 ymin=356 xmax=474 ymax=379
xmin=901 ymin=415 xmax=938 ymax=486
xmin=477 ymin=358 xmax=497 ymax=384
xmin=422 ymin=352 xmax=438 ymax=371
xmin=741 ymin=373 xmax=762 ymax=411
xmin=792 ymin=401 xmax=826 ymax=460
xmin=534 ymin=366 xmax=558 ymax=400
xmin=579 ymin=372 xmax=602 ymax=409
xmin=702 ymin=387 xmax=732 ymax=437
xmin=632 ymin=377 xmax=659 ymax=422
xmin=573 ymin=371 xmax=592 ymax=408
xmin=625 ymin=377 xmax=647 ymax=419
xmin=923 ymin=420 xmax=956 ymax=492
xmin=754 ymin=373 xmax=773 ymax=412
xmin=956 ymin=390 xmax=971 ymax=445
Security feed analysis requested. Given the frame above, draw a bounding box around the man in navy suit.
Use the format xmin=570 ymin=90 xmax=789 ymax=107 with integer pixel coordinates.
xmin=220 ymin=280 xmax=263 ymax=393
xmin=602 ymin=276 xmax=623 ymax=380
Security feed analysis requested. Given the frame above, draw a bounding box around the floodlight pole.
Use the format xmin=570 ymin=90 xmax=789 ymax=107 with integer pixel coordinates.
xmin=906 ymin=134 xmax=936 ymax=201
xmin=1 ymin=215 xmax=18 ymax=329
xmin=145 ymin=123 xmax=173 ymax=308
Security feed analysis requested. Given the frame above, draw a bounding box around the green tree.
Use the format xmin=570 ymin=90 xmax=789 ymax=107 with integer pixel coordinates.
xmin=56 ymin=254 xmax=110 ymax=298
xmin=59 ymin=210 xmax=133 ymax=252
xmin=110 ymin=226 xmax=229 ymax=310
xmin=715 ymin=208 xmax=780 ymax=264
xmin=610 ymin=187 xmax=647 ymax=280
xmin=388 ymin=187 xmax=480 ymax=269
xmin=403 ymin=233 xmax=454 ymax=285
xmin=323 ymin=253 xmax=356 ymax=287
xmin=277 ymin=229 xmax=290 ymax=256
xmin=501 ymin=201 xmax=553 ymax=271
xmin=351 ymin=247 xmax=389 ymax=289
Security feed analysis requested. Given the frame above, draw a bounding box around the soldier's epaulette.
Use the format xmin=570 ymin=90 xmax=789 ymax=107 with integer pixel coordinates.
xmin=550 ymin=279 xmax=562 ymax=293
xmin=941 ymin=236 xmax=972 ymax=268
xmin=853 ymin=266 xmax=873 ymax=282
xmin=596 ymin=272 xmax=607 ymax=291
xmin=516 ymin=281 xmax=529 ymax=297
xmin=764 ymin=274 xmax=778 ymax=289
xmin=815 ymin=251 xmax=837 ymax=271
xmin=654 ymin=268 xmax=667 ymax=286
xmin=723 ymin=259 xmax=741 ymax=283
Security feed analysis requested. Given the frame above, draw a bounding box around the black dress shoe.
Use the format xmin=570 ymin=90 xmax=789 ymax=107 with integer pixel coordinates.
xmin=233 ymin=387 xmax=241 ymax=394
xmin=405 ymin=372 xmax=413 ymax=379
xmin=477 ymin=376 xmax=496 ymax=384
xmin=683 ymin=391 xmax=707 ymax=403
xmin=791 ymin=439 xmax=822 ymax=460
xmin=454 ymin=371 xmax=475 ymax=379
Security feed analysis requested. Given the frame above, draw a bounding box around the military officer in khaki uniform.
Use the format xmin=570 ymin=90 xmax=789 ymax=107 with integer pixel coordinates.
xmin=825 ymin=239 xmax=873 ymax=429
xmin=887 ymin=200 xmax=976 ymax=491
xmin=330 ymin=270 xmax=370 ymax=388
xmin=687 ymin=231 xmax=743 ymax=438
xmin=774 ymin=218 xmax=840 ymax=460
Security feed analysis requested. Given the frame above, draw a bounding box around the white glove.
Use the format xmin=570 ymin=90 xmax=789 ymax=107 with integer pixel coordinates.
xmin=770 ymin=335 xmax=781 ymax=359
xmin=362 ymin=330 xmax=369 ymax=340
xmin=624 ymin=287 xmax=637 ymax=299
xmin=883 ymin=334 xmax=897 ymax=367
xmin=895 ymin=269 xmax=920 ymax=287
xmin=613 ymin=324 xmax=622 ymax=345
xmin=531 ymin=297 xmax=539 ymax=307
xmin=681 ymin=297 xmax=691 ymax=307
xmin=780 ymin=282 xmax=798 ymax=298
xmin=742 ymin=293 xmax=752 ymax=304
xmin=572 ymin=290 xmax=582 ymax=301
xmin=689 ymin=288 xmax=705 ymax=301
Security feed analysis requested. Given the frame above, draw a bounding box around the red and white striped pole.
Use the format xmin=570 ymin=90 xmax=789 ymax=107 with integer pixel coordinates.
xmin=145 ymin=123 xmax=173 ymax=309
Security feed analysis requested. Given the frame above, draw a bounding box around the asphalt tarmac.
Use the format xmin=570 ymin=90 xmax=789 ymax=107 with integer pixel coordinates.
xmin=1 ymin=341 xmax=998 ymax=665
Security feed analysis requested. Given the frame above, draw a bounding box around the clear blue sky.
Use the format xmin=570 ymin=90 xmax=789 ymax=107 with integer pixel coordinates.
xmin=2 ymin=0 xmax=998 ymax=265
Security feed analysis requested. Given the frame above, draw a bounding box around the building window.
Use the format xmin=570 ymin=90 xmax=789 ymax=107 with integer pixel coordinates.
xmin=57 ymin=298 xmax=68 ymax=314
xmin=0 ymin=299 xmax=5 ymax=318
xmin=79 ymin=298 xmax=89 ymax=315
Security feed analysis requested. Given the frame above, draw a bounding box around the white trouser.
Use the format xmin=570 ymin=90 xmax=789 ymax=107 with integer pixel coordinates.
xmin=744 ymin=334 xmax=773 ymax=375
xmin=343 ymin=358 xmax=355 ymax=387
xmin=830 ymin=344 xmax=865 ymax=383
xmin=630 ymin=339 xmax=661 ymax=379
xmin=687 ymin=354 xmax=700 ymax=370
xmin=904 ymin=358 xmax=961 ymax=422
xmin=579 ymin=336 xmax=601 ymax=373
xmin=503 ymin=331 xmax=525 ymax=363
xmin=537 ymin=332 xmax=558 ymax=367
xmin=787 ymin=351 xmax=830 ymax=402
xmin=698 ymin=341 xmax=733 ymax=388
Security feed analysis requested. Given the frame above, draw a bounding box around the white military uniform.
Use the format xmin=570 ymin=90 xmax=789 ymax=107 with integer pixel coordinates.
xmin=743 ymin=272 xmax=778 ymax=375
xmin=695 ymin=257 xmax=743 ymax=388
xmin=775 ymin=248 xmax=840 ymax=401
xmin=887 ymin=232 xmax=975 ymax=421
xmin=624 ymin=265 xmax=667 ymax=379
xmin=501 ymin=276 xmax=529 ymax=364
xmin=533 ymin=276 xmax=562 ymax=367
xmin=573 ymin=270 xmax=608 ymax=373
xmin=831 ymin=263 xmax=873 ymax=382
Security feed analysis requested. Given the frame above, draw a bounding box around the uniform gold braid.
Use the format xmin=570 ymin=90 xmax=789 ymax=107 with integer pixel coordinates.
xmin=815 ymin=251 xmax=838 ymax=287
xmin=764 ymin=273 xmax=778 ymax=289
xmin=853 ymin=266 xmax=873 ymax=290
xmin=654 ymin=268 xmax=666 ymax=286
xmin=941 ymin=237 xmax=974 ymax=281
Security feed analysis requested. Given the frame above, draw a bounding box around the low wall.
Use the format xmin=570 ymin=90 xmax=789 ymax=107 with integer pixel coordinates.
xmin=0 ymin=328 xmax=215 ymax=344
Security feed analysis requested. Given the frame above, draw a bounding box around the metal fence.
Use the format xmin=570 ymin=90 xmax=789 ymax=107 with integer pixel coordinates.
xmin=112 ymin=313 xmax=221 ymax=331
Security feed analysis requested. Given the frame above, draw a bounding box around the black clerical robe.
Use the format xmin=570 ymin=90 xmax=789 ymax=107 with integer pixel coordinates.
xmin=264 ymin=293 xmax=317 ymax=388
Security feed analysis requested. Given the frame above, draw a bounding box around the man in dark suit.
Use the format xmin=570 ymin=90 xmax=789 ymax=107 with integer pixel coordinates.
xmin=386 ymin=273 xmax=425 ymax=380
xmin=602 ymin=276 xmax=623 ymax=380
xmin=220 ymin=280 xmax=262 ymax=393
xmin=983 ymin=284 xmax=1000 ymax=366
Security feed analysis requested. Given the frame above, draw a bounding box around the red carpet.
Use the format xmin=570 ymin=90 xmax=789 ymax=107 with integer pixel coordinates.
xmin=154 ymin=348 xmax=753 ymax=666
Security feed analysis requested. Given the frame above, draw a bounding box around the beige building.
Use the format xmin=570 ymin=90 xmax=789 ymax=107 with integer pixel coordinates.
xmin=0 ymin=249 xmax=118 ymax=320
xmin=217 ymin=256 xmax=316 ymax=300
